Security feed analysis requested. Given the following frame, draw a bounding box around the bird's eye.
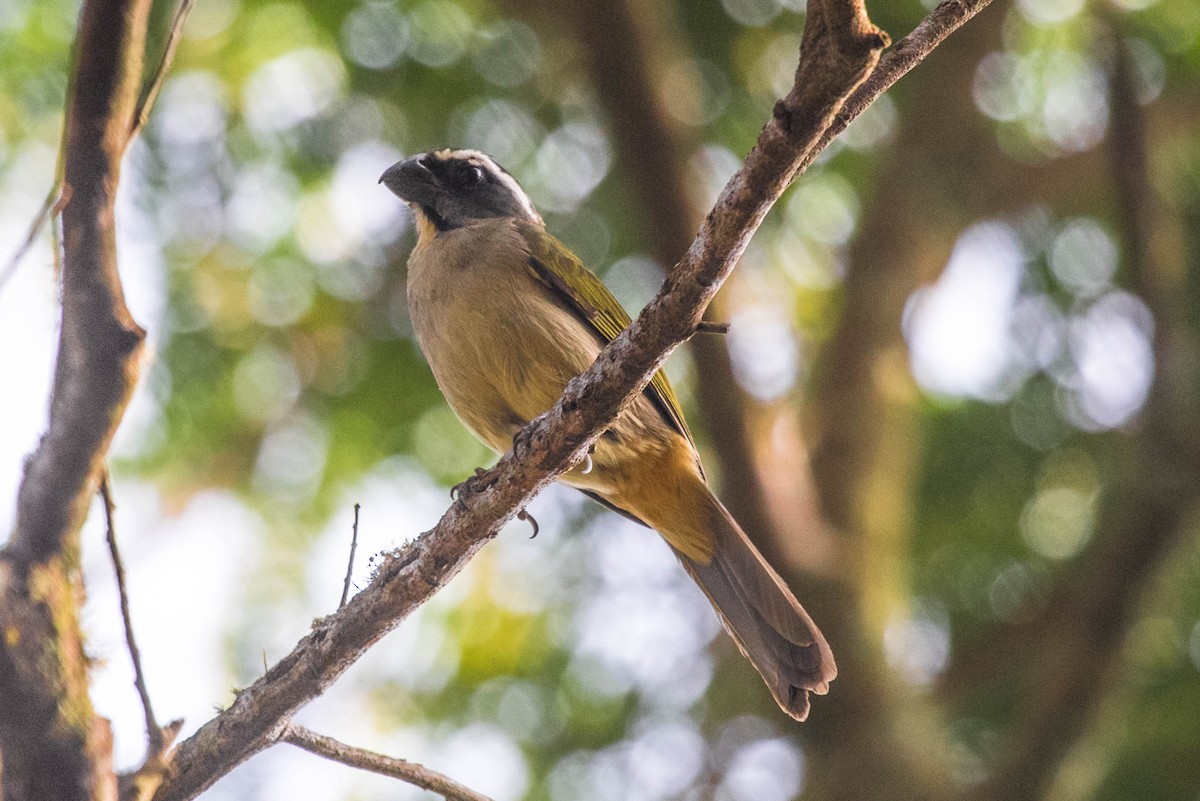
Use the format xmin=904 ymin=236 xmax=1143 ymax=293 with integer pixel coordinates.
xmin=462 ymin=165 xmax=485 ymax=186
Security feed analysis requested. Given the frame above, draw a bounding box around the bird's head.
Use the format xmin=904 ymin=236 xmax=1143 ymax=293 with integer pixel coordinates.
xmin=380 ymin=149 xmax=541 ymax=240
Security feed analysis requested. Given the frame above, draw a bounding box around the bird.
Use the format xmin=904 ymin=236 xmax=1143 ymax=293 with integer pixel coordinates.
xmin=380 ymin=148 xmax=836 ymax=720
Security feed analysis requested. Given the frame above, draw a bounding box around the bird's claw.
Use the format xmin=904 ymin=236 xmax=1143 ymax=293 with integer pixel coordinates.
xmin=517 ymin=508 xmax=540 ymax=538
xmin=512 ymin=428 xmax=533 ymax=459
xmin=579 ymin=442 xmax=596 ymax=475
xmin=450 ymin=467 xmax=492 ymax=510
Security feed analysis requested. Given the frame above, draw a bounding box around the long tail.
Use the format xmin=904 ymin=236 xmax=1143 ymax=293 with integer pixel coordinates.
xmin=675 ymin=490 xmax=836 ymax=721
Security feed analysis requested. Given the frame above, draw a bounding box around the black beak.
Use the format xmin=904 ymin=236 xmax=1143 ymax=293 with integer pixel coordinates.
xmin=379 ymin=155 xmax=439 ymax=206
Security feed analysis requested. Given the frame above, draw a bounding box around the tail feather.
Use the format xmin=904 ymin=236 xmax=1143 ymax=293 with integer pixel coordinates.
xmin=676 ymin=492 xmax=836 ymax=721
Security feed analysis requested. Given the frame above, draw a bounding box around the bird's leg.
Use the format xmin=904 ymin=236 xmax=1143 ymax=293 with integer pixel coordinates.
xmin=449 ymin=467 xmax=489 ymax=499
xmin=451 ymin=466 xmax=538 ymax=535
xmin=511 ymin=425 xmax=534 ymax=460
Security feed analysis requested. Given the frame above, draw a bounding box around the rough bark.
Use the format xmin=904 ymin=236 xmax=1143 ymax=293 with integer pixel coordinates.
xmin=0 ymin=0 xmax=151 ymax=798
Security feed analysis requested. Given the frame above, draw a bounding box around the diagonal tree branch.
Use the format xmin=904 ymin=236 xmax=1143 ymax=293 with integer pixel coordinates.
xmin=281 ymin=725 xmax=496 ymax=801
xmin=154 ymin=3 xmax=901 ymax=798
xmin=550 ymin=7 xmax=1000 ymax=801
xmin=532 ymin=5 xmax=952 ymax=799
xmin=523 ymin=0 xmax=836 ymax=576
xmin=154 ymin=2 xmax=1016 ymax=797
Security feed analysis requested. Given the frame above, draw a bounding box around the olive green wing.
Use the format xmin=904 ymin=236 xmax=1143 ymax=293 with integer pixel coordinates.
xmin=514 ymin=219 xmax=696 ymax=451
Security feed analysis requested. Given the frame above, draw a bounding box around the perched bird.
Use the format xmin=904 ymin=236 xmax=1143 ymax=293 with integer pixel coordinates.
xmin=380 ymin=148 xmax=836 ymax=720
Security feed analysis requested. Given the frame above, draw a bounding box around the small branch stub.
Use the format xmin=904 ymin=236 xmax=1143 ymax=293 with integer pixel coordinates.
xmin=693 ymin=320 xmax=730 ymax=337
xmin=339 ymin=504 xmax=361 ymax=610
xmin=281 ymin=725 xmax=496 ymax=801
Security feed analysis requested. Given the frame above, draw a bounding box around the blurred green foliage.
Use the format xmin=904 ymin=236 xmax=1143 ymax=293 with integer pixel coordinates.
xmin=4 ymin=0 xmax=1200 ymax=798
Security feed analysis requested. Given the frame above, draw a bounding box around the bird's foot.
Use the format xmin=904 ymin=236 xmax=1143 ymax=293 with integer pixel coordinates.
xmin=450 ymin=467 xmax=494 ymax=511
xmin=516 ymin=508 xmax=540 ymax=538
xmin=511 ymin=427 xmax=534 ymax=460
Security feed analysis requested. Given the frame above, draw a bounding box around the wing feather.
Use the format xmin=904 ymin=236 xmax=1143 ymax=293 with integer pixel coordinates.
xmin=514 ymin=220 xmax=696 ymax=452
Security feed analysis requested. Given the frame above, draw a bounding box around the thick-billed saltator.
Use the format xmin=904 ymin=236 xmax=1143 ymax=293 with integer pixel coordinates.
xmin=381 ymin=148 xmax=835 ymax=720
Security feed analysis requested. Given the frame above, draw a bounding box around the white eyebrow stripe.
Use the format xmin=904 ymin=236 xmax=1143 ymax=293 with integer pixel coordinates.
xmin=446 ymin=148 xmax=540 ymax=222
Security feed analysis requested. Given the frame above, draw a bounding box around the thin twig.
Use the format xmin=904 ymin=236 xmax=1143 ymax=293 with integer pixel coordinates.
xmin=0 ymin=183 xmax=66 ymax=293
xmin=100 ymin=471 xmax=163 ymax=754
xmin=339 ymin=504 xmax=361 ymax=609
xmin=129 ymin=0 xmax=195 ymax=141
xmin=281 ymin=725 xmax=496 ymax=801
xmin=0 ymin=0 xmax=191 ymax=294
xmin=51 ymin=192 xmax=65 ymax=276
xmin=104 ymin=469 xmax=185 ymax=801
